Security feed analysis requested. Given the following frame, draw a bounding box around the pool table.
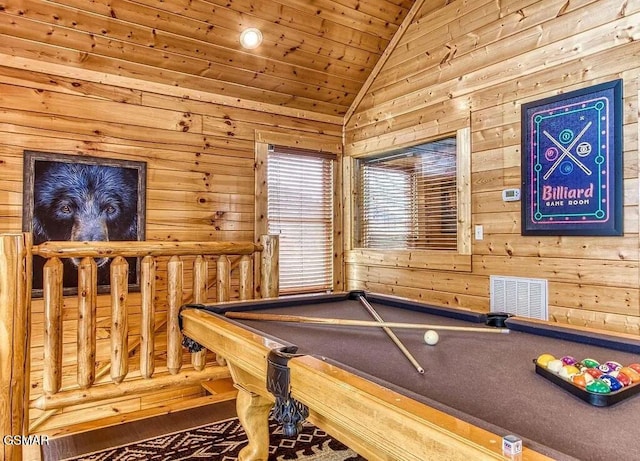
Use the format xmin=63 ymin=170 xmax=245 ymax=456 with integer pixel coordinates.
xmin=179 ymin=291 xmax=640 ymax=461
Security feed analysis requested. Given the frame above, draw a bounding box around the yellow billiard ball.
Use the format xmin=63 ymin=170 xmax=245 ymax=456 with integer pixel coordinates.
xmin=536 ymin=353 xmax=556 ymax=368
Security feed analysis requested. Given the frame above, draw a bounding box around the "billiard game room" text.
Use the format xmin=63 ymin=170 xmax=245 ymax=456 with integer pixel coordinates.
xmin=542 ymin=183 xmax=594 ymax=206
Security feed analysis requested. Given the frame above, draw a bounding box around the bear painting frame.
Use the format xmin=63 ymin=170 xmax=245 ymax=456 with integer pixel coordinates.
xmin=22 ymin=151 xmax=147 ymax=296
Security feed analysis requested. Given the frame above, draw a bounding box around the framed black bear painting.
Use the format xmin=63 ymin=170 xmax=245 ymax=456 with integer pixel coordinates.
xmin=23 ymin=151 xmax=146 ymax=295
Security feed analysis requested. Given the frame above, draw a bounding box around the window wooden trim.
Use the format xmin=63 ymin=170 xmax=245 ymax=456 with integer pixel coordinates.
xmin=457 ymin=127 xmax=472 ymax=256
xmin=344 ymin=128 xmax=472 ymax=273
xmin=255 ymin=133 xmax=343 ymax=294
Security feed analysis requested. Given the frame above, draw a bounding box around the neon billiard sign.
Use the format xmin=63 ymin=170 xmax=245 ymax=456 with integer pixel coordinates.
xmin=521 ymin=79 xmax=623 ymax=236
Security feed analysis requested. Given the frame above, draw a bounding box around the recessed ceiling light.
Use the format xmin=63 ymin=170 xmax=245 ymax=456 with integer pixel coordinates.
xmin=240 ymin=28 xmax=263 ymax=49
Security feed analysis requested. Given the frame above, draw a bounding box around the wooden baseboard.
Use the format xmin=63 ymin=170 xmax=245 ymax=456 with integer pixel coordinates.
xmin=38 ymin=392 xmax=238 ymax=439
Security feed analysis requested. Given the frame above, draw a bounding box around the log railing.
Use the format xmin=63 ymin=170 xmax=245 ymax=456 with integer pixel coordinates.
xmin=0 ymin=233 xmax=278 ymax=461
xmin=0 ymin=234 xmax=32 ymax=461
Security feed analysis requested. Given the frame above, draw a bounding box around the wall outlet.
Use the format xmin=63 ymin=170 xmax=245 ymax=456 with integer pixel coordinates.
xmin=475 ymin=225 xmax=484 ymax=240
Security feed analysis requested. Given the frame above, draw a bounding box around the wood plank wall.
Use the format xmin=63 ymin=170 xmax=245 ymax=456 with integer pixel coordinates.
xmin=0 ymin=2 xmax=342 ymax=432
xmin=345 ymin=0 xmax=640 ymax=334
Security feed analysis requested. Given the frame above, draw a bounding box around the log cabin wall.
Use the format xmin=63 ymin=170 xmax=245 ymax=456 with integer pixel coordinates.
xmin=345 ymin=0 xmax=640 ymax=334
xmin=0 ymin=2 xmax=341 ymax=434
xmin=1 ymin=0 xmax=639 ymax=440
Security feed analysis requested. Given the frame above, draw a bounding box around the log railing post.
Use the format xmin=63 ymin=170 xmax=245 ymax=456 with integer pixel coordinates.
xmin=238 ymin=255 xmax=253 ymax=301
xmin=43 ymin=258 xmax=64 ymax=394
xmin=217 ymin=255 xmax=231 ymax=302
xmin=259 ymin=235 xmax=279 ymax=298
xmin=110 ymin=257 xmax=129 ymax=384
xmin=167 ymin=256 xmax=183 ymax=375
xmin=140 ymin=256 xmax=156 ymax=379
xmin=190 ymin=256 xmax=207 ymax=371
xmin=192 ymin=255 xmax=208 ymax=303
xmin=77 ymin=257 xmax=97 ymax=389
xmin=0 ymin=233 xmax=32 ymax=461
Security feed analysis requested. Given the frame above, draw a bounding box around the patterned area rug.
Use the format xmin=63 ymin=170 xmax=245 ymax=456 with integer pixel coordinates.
xmin=61 ymin=417 xmax=366 ymax=461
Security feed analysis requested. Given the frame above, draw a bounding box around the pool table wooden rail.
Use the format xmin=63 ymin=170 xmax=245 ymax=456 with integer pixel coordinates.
xmin=180 ymin=307 xmax=552 ymax=461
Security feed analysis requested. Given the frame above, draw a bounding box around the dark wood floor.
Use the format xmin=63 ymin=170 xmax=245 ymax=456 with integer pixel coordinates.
xmin=43 ymin=400 xmax=237 ymax=460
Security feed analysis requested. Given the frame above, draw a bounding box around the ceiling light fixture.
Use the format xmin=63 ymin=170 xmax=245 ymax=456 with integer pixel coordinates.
xmin=240 ymin=28 xmax=263 ymax=49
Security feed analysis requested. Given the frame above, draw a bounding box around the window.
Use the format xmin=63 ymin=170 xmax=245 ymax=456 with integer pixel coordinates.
xmin=356 ymin=137 xmax=458 ymax=250
xmin=267 ymin=146 xmax=334 ymax=294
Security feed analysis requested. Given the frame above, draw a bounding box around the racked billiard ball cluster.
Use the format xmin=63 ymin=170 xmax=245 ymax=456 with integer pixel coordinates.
xmin=536 ymin=354 xmax=640 ymax=394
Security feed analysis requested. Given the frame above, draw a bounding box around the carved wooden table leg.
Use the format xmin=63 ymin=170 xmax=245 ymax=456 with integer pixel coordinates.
xmin=236 ymin=385 xmax=273 ymax=461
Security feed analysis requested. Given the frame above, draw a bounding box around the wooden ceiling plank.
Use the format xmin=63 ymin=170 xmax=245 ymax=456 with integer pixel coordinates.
xmin=329 ymin=0 xmax=411 ymax=25
xmin=344 ymin=0 xmax=427 ymax=125
xmin=3 ymin=0 xmax=416 ymax=119
xmin=384 ymin=0 xmax=499 ymax=71
xmin=0 ymin=50 xmax=346 ymax=121
xmin=374 ymin=0 xmax=599 ymax=93
xmin=0 ymin=14 xmax=356 ymax=109
xmin=11 ymin=0 xmax=366 ymax=94
xmin=190 ymin=0 xmax=389 ymax=54
xmin=61 ymin=0 xmax=378 ymax=72
xmin=269 ymin=0 xmax=398 ymax=40
xmin=370 ymin=1 xmax=504 ymax=92
xmin=384 ymin=0 xmax=416 ymax=8
xmin=349 ymin=12 xmax=640 ymax=128
xmin=353 ymin=0 xmax=629 ymax=120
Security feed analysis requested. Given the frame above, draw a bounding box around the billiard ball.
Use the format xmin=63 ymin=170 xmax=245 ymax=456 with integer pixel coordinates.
xmin=628 ymin=363 xmax=640 ymax=373
xmin=600 ymin=374 xmax=624 ymax=392
xmin=423 ymin=330 xmax=439 ymax=345
xmin=571 ymin=372 xmax=594 ymax=388
xmin=586 ymin=379 xmax=611 ymax=394
xmin=619 ymin=367 xmax=640 ymax=383
xmin=559 ymin=365 xmax=580 ymax=380
xmin=613 ymin=371 xmax=631 ymax=387
xmin=597 ymin=364 xmax=612 ymax=374
xmin=585 ymin=368 xmax=603 ymax=379
xmin=536 ymin=353 xmax=556 ymax=367
xmin=582 ymin=358 xmax=600 ymax=368
xmin=605 ymin=361 xmax=622 ymax=372
xmin=547 ymin=359 xmax=564 ymax=374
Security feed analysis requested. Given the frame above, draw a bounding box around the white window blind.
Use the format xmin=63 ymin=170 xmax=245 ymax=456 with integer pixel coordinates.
xmin=268 ymin=146 xmax=334 ymax=294
xmin=357 ymin=137 xmax=457 ymax=250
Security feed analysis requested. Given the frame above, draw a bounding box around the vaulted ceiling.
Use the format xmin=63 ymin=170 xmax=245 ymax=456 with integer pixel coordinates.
xmin=1 ymin=0 xmax=421 ymax=119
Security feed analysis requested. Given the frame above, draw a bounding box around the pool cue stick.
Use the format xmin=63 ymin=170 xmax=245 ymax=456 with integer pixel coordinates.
xmin=357 ymin=295 xmax=425 ymax=374
xmin=224 ymin=312 xmax=510 ymax=333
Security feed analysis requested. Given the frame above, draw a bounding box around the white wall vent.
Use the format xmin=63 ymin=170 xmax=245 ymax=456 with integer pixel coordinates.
xmin=490 ymin=275 xmax=548 ymax=320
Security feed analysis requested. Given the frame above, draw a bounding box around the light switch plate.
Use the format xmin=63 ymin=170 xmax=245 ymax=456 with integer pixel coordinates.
xmin=475 ymin=225 xmax=483 ymax=240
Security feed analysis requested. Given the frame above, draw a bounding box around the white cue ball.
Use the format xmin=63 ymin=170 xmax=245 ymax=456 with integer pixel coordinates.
xmin=423 ymin=330 xmax=439 ymax=345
